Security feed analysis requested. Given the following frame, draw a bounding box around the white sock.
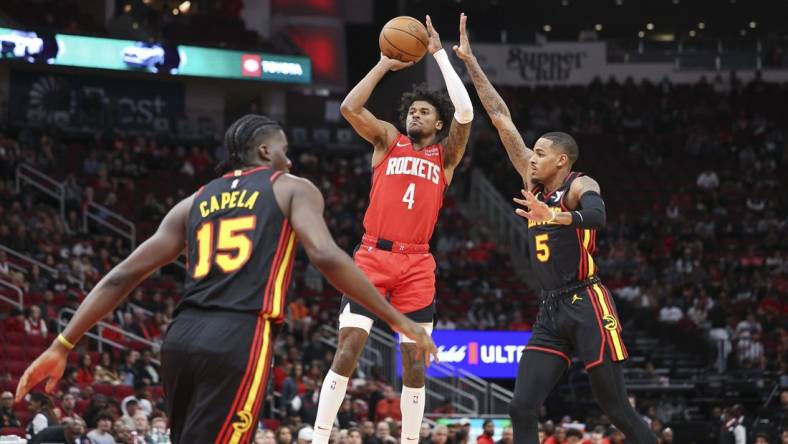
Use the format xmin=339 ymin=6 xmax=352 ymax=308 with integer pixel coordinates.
xmin=313 ymin=370 xmax=349 ymax=444
xmin=400 ymin=385 xmax=426 ymax=443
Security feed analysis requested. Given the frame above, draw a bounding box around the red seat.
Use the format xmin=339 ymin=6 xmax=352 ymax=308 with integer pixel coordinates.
xmin=5 ymin=332 xmax=24 ymax=345
xmin=115 ymin=385 xmax=134 ymax=399
xmin=94 ymin=384 xmax=114 ymax=396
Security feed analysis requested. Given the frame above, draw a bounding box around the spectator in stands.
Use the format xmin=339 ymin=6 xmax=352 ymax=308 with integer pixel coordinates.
xmin=133 ymin=410 xmax=151 ymax=439
xmin=696 ymin=170 xmax=720 ymax=190
xmin=587 ymin=430 xmax=604 ymax=444
xmin=476 ymin=420 xmax=495 ymax=444
xmin=608 ymin=429 xmax=626 ymax=444
xmin=435 ymin=313 xmax=457 ymax=330
xmin=544 ymin=427 xmax=566 ymax=444
xmin=29 ymin=264 xmax=51 ymax=294
xmin=658 ymin=298 xmax=684 ymax=323
xmin=347 ymin=427 xmax=363 ymax=444
xmin=564 ymin=428 xmax=583 ymax=444
xmin=76 ymin=353 xmax=95 ymax=385
xmin=126 ymin=381 xmax=153 ymax=416
xmin=26 ymin=392 xmax=57 ymax=438
xmin=29 ymin=416 xmax=91 ymax=444
xmin=83 ymin=393 xmax=109 ymax=429
xmin=496 ymin=426 xmax=512 ymax=444
xmin=374 ymin=385 xmax=401 ymax=422
xmin=119 ymin=350 xmax=141 ymax=386
xmin=113 ymin=420 xmax=134 ymax=444
xmin=720 ymin=405 xmax=746 ymax=444
xmin=297 ymin=426 xmax=314 ymax=444
xmin=134 ymin=350 xmax=161 ymax=385
xmin=0 ymin=390 xmax=20 ymax=428
xmin=337 ymin=397 xmax=356 ymax=429
xmin=430 ymin=425 xmax=449 ymax=444
xmin=275 ymin=425 xmax=293 ymax=444
xmin=455 ymin=427 xmax=469 ymax=444
xmin=508 ymin=310 xmax=531 ymax=331
xmin=86 ymin=411 xmax=115 ymax=444
xmin=120 ymin=398 xmax=138 ymax=432
xmin=95 ymin=351 xmax=123 ymax=385
xmin=0 ymin=250 xmax=25 ymax=288
xmin=660 ymin=427 xmax=675 ymax=443
xmin=24 ymin=305 xmax=48 ymax=338
xmin=58 ymin=393 xmax=80 ymax=422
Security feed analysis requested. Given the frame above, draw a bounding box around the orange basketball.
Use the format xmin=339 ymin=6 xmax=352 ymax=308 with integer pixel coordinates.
xmin=379 ymin=16 xmax=429 ymax=63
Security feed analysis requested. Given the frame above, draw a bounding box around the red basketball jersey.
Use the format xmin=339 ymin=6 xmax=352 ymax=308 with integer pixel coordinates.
xmin=363 ymin=133 xmax=447 ymax=245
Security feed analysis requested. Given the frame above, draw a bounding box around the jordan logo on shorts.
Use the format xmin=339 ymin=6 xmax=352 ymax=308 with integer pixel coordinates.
xmin=571 ymin=294 xmax=583 ymax=304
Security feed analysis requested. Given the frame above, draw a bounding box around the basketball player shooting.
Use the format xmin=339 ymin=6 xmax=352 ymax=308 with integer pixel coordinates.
xmin=312 ymin=14 xmax=473 ymax=444
xmin=14 ymin=115 xmax=438 ymax=444
xmin=453 ymin=14 xmax=656 ymax=444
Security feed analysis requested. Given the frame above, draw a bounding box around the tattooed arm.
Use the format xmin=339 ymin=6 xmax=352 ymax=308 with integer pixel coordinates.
xmin=453 ymin=14 xmax=533 ymax=185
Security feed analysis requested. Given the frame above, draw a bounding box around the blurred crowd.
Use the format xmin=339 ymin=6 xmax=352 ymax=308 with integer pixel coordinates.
xmin=1 ymin=74 xmax=787 ymax=443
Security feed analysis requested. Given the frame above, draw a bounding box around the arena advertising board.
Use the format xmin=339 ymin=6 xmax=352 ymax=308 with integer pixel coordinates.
xmin=396 ymin=330 xmax=532 ymax=378
xmin=426 ymin=41 xmax=606 ymax=87
xmin=0 ymin=27 xmax=311 ymax=84
xmin=9 ymin=71 xmax=185 ymax=133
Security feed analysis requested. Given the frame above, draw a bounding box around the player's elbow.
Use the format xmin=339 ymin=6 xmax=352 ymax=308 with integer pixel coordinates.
xmin=453 ymin=107 xmax=474 ymax=125
xmin=306 ymin=243 xmax=341 ymax=271
xmin=340 ymin=101 xmax=359 ymax=118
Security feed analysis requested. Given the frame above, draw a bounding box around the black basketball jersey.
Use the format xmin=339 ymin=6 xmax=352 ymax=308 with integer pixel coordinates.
xmin=526 ymin=172 xmax=598 ymax=290
xmin=179 ymin=166 xmax=296 ymax=318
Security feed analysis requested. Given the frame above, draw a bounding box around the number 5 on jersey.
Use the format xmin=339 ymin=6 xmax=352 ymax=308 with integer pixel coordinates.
xmin=402 ymin=183 xmax=416 ymax=210
xmin=535 ymin=233 xmax=550 ymax=262
xmin=193 ymin=215 xmax=257 ymax=278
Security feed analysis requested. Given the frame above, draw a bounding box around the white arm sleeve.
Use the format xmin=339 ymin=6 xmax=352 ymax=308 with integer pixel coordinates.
xmin=432 ymin=49 xmax=473 ymax=124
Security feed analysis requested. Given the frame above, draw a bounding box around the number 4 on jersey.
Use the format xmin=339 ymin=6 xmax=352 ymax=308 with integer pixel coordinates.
xmin=402 ymin=183 xmax=416 ymax=210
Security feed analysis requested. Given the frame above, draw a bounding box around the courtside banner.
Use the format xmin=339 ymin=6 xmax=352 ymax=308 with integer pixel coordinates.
xmin=396 ymin=330 xmax=531 ymax=378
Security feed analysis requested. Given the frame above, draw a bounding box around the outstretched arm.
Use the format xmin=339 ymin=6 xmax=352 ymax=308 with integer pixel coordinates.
xmin=513 ymin=176 xmax=605 ymax=228
xmin=340 ymin=55 xmax=412 ymax=152
xmin=425 ymin=14 xmax=473 ymax=181
xmin=16 ymin=196 xmax=192 ymax=401
xmin=453 ymin=13 xmax=532 ymax=185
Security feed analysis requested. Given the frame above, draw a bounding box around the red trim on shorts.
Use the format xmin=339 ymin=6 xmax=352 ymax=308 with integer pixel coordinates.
xmin=600 ymin=285 xmax=628 ymax=359
xmin=215 ymin=317 xmax=265 ymax=443
xmin=576 ymin=229 xmax=587 ymax=280
xmin=585 ymin=287 xmax=607 ymax=369
xmin=525 ymin=346 xmax=571 ymax=367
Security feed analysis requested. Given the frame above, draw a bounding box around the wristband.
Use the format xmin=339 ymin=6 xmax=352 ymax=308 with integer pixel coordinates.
xmin=57 ymin=333 xmax=75 ymax=350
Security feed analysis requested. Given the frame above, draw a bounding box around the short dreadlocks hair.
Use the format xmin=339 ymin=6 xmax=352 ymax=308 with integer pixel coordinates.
xmin=398 ymin=83 xmax=453 ymax=140
xmin=216 ymin=114 xmax=282 ymax=174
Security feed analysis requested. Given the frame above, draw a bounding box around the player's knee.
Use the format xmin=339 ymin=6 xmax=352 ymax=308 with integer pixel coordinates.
xmin=508 ymin=395 xmax=540 ymax=423
xmin=331 ymin=328 xmax=367 ymax=374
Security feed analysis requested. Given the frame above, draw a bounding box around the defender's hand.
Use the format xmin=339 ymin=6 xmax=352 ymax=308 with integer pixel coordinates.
xmin=452 ymin=13 xmax=474 ymax=62
xmin=425 ymin=15 xmax=443 ymax=54
xmin=379 ymin=53 xmax=415 ymax=71
xmin=15 ymin=343 xmax=69 ymax=402
xmin=514 ymin=189 xmax=556 ymax=223
xmin=400 ymin=321 xmax=439 ymax=367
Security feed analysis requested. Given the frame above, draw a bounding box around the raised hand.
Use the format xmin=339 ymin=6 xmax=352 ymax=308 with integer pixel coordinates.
xmin=15 ymin=344 xmax=69 ymax=402
xmin=425 ymin=15 xmax=443 ymax=54
xmin=379 ymin=52 xmax=415 ymax=71
xmin=452 ymin=13 xmax=474 ymax=62
xmin=400 ymin=320 xmax=440 ymax=367
xmin=514 ymin=189 xmax=556 ymax=223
